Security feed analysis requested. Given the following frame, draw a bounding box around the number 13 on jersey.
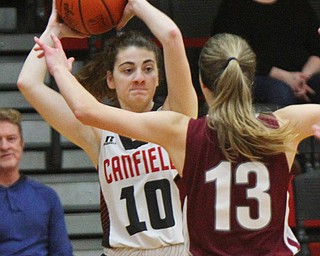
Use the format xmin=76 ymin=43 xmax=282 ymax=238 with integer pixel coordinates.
xmin=206 ymin=161 xmax=272 ymax=231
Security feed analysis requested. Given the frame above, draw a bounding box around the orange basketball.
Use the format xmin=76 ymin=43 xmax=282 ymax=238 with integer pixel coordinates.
xmin=56 ymin=0 xmax=127 ymax=35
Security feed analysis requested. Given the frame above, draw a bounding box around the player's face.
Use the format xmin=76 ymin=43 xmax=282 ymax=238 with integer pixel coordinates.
xmin=0 ymin=121 xmax=23 ymax=173
xmin=107 ymin=46 xmax=159 ymax=112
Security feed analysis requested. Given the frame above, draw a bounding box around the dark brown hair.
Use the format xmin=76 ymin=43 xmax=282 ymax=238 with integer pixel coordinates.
xmin=76 ymin=30 xmax=162 ymax=106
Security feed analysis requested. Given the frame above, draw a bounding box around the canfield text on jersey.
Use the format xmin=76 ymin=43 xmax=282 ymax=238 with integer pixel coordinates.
xmin=102 ymin=146 xmax=175 ymax=184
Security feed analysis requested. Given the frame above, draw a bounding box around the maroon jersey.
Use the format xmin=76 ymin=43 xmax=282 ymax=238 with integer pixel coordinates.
xmin=178 ymin=116 xmax=300 ymax=255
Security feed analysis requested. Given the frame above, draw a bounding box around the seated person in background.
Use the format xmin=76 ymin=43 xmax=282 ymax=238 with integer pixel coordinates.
xmin=0 ymin=108 xmax=72 ymax=256
xmin=211 ymin=0 xmax=320 ymax=107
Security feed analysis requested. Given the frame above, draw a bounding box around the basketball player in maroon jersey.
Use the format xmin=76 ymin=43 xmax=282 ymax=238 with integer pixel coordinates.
xmin=29 ymin=26 xmax=320 ymax=255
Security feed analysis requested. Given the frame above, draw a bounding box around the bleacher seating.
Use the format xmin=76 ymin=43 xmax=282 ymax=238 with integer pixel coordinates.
xmin=1 ymin=0 xmax=320 ymax=255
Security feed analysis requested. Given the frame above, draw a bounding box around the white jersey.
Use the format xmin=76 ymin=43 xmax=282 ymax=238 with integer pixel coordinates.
xmin=98 ymin=130 xmax=184 ymax=249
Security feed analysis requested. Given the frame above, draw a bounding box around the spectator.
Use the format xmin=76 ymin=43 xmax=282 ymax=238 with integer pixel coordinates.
xmin=0 ymin=108 xmax=72 ymax=256
xmin=17 ymin=0 xmax=197 ymax=255
xmin=211 ymin=0 xmax=320 ymax=107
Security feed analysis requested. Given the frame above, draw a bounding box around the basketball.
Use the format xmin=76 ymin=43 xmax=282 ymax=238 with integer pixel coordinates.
xmin=56 ymin=0 xmax=127 ymax=35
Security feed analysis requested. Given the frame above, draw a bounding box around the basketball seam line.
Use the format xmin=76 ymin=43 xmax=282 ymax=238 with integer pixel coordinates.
xmin=100 ymin=0 xmax=116 ymax=26
xmin=79 ymin=0 xmax=90 ymax=34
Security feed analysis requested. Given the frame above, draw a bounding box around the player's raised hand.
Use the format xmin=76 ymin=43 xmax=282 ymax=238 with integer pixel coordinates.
xmin=34 ymin=33 xmax=75 ymax=75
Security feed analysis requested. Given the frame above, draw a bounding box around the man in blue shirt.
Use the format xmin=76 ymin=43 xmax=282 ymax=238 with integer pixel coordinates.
xmin=0 ymin=108 xmax=73 ymax=256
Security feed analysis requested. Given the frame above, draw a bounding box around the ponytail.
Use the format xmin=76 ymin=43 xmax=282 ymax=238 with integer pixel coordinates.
xmin=199 ymin=33 xmax=294 ymax=162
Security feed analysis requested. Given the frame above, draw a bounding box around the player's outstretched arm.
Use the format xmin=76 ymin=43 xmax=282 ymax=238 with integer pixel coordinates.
xmin=274 ymin=104 xmax=320 ymax=143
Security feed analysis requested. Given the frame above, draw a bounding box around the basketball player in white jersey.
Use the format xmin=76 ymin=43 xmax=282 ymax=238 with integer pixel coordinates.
xmin=17 ymin=0 xmax=198 ymax=255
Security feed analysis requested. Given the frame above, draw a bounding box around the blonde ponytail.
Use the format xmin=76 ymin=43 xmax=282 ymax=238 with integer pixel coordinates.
xmin=199 ymin=33 xmax=294 ymax=162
